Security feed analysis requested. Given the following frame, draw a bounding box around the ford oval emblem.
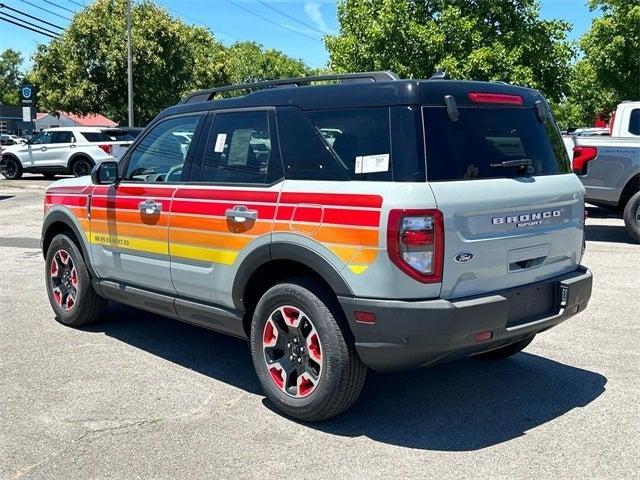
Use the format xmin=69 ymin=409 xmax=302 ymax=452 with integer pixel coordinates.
xmin=454 ymin=252 xmax=474 ymax=263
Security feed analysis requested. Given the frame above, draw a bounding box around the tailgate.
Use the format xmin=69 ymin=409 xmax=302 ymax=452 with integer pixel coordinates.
xmin=430 ymin=175 xmax=585 ymax=298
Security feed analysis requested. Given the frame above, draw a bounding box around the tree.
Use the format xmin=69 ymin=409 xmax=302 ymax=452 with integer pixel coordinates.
xmin=32 ymin=0 xmax=227 ymax=125
xmin=222 ymin=42 xmax=311 ymax=87
xmin=0 ymin=49 xmax=23 ymax=105
xmin=325 ymin=0 xmax=574 ymax=101
xmin=580 ymin=0 xmax=640 ymax=103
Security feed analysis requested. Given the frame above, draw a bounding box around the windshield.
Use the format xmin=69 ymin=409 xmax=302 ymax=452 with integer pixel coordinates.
xmin=423 ymin=106 xmax=570 ymax=181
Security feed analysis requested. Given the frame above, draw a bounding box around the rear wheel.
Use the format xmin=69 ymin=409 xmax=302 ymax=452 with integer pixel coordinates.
xmin=45 ymin=234 xmax=107 ymax=327
xmin=477 ymin=335 xmax=535 ymax=360
xmin=71 ymin=157 xmax=93 ymax=177
xmin=2 ymin=157 xmax=22 ymax=179
xmin=622 ymin=190 xmax=640 ymax=242
xmin=250 ymin=278 xmax=366 ymax=421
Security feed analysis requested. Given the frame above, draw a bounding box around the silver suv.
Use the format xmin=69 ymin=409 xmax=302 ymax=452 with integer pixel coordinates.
xmin=40 ymin=72 xmax=593 ymax=421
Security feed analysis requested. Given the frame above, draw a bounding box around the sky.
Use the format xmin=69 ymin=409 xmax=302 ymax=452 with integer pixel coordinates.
xmin=0 ymin=0 xmax=600 ymax=69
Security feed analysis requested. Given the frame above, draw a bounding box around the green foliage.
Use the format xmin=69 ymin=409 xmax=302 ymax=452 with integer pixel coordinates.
xmin=553 ymin=0 xmax=639 ymax=129
xmin=31 ymin=0 xmax=309 ymax=125
xmin=581 ymin=0 xmax=640 ymax=102
xmin=0 ymin=49 xmax=24 ymax=105
xmin=325 ymin=0 xmax=574 ymax=101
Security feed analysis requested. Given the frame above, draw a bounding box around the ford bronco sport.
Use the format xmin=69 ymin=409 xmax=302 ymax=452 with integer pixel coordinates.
xmin=41 ymin=72 xmax=593 ymax=421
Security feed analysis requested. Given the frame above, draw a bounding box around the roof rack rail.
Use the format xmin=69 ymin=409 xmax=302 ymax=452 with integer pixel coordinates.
xmin=180 ymin=71 xmax=400 ymax=104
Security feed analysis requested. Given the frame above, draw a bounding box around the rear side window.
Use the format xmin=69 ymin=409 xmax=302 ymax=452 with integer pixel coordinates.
xmin=50 ymin=131 xmax=75 ymax=143
xmin=423 ymin=107 xmax=571 ymax=181
xmin=629 ymin=109 xmax=640 ymax=135
xmin=82 ymin=132 xmax=112 ymax=142
xmin=278 ymin=106 xmax=424 ymax=182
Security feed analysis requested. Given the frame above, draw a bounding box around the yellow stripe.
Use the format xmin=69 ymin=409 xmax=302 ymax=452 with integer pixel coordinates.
xmin=170 ymin=243 xmax=239 ymax=265
xmin=328 ymin=245 xmax=358 ymax=263
xmin=348 ymin=265 xmax=369 ymax=274
xmin=90 ymin=234 xmax=169 ymax=256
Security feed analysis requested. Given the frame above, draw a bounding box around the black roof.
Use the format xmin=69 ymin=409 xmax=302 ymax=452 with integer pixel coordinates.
xmin=158 ymin=73 xmax=545 ymax=121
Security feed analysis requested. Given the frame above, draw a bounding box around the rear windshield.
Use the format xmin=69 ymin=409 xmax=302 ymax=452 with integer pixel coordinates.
xmin=423 ymin=107 xmax=570 ymax=181
xmin=82 ymin=132 xmax=113 ymax=142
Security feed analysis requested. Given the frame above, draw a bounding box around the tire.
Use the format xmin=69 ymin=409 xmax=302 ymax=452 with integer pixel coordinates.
xmin=477 ymin=335 xmax=535 ymax=360
xmin=622 ymin=190 xmax=640 ymax=242
xmin=43 ymin=173 xmax=56 ymax=180
xmin=250 ymin=277 xmax=367 ymax=421
xmin=1 ymin=157 xmax=22 ymax=180
xmin=45 ymin=233 xmax=108 ymax=327
xmin=70 ymin=157 xmax=93 ymax=177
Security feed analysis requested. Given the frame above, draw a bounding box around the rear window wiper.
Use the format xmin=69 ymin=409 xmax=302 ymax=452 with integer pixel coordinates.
xmin=490 ymin=159 xmax=533 ymax=168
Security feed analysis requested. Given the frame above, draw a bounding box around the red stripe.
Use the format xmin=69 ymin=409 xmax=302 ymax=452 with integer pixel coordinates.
xmin=45 ymin=195 xmax=88 ymax=207
xmin=47 ymin=186 xmax=94 ymax=195
xmin=91 ymin=196 xmax=170 ymax=210
xmin=171 ymin=200 xmax=276 ymax=219
xmin=174 ymin=188 xmax=278 ymax=203
xmin=276 ymin=205 xmax=380 ymax=227
xmin=279 ymin=192 xmax=382 ymax=208
xmin=92 ymin=185 xmax=175 ymax=198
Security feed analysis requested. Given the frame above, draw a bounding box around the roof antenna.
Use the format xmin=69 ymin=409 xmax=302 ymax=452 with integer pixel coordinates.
xmin=430 ymin=70 xmax=450 ymax=80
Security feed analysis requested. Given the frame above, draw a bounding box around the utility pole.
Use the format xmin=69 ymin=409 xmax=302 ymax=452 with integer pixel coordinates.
xmin=126 ymin=0 xmax=134 ymax=127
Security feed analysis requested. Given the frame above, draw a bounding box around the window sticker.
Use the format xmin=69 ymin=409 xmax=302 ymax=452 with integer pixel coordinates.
xmin=355 ymin=154 xmax=389 ymax=174
xmin=214 ymin=133 xmax=227 ymax=153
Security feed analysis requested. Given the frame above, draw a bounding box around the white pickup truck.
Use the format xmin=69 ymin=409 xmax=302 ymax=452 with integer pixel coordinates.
xmin=569 ymin=101 xmax=640 ymax=241
xmin=0 ymin=127 xmax=133 ymax=180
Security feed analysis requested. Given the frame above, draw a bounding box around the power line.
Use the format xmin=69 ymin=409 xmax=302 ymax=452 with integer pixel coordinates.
xmin=63 ymin=0 xmax=83 ymax=7
xmin=0 ymin=3 xmax=64 ymax=30
xmin=225 ymin=0 xmax=322 ymax=43
xmin=0 ymin=12 xmax=58 ymax=37
xmin=255 ymin=0 xmax=325 ymax=36
xmin=18 ymin=0 xmax=70 ymax=20
xmin=156 ymin=2 xmax=240 ymax=42
xmin=41 ymin=0 xmax=75 ymax=15
xmin=1 ymin=10 xmax=59 ymax=34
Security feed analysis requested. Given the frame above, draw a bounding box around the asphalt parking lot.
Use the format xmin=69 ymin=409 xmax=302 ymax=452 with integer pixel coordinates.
xmin=1 ymin=175 xmax=638 ymax=479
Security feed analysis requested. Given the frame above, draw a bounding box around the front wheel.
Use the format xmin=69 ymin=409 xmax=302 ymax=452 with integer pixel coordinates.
xmin=250 ymin=278 xmax=366 ymax=421
xmin=623 ymin=190 xmax=640 ymax=242
xmin=1 ymin=157 xmax=23 ymax=179
xmin=45 ymin=234 xmax=108 ymax=327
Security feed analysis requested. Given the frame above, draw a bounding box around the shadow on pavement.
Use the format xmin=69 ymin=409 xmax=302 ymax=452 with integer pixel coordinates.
xmin=89 ymin=303 xmax=607 ymax=452
xmin=585 ymin=224 xmax=635 ymax=244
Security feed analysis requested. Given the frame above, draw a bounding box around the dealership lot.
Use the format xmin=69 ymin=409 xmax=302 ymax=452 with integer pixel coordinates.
xmin=1 ymin=176 xmax=638 ymax=479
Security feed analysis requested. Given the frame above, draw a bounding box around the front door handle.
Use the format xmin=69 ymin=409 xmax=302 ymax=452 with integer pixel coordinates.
xmin=40 ymin=146 xmax=47 ymax=151
xmin=225 ymin=205 xmax=257 ymax=223
xmin=138 ymin=199 xmax=162 ymax=215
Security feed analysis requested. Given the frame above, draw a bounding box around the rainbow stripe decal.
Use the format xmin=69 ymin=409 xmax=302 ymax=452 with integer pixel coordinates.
xmin=45 ymin=185 xmax=383 ymax=274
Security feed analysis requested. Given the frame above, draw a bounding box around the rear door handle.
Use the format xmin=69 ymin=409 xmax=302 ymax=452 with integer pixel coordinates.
xmin=225 ymin=205 xmax=257 ymax=223
xmin=40 ymin=147 xmax=47 ymax=151
xmin=138 ymin=199 xmax=162 ymax=215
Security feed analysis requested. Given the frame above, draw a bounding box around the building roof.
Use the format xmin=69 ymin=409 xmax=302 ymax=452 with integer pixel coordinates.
xmin=36 ymin=111 xmax=118 ymax=127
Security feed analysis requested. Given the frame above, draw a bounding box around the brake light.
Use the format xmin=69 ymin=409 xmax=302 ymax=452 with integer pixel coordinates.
xmin=468 ymin=92 xmax=524 ymax=105
xmin=387 ymin=209 xmax=444 ymax=283
xmin=572 ymin=146 xmax=597 ymax=175
xmin=98 ymin=144 xmax=112 ymax=155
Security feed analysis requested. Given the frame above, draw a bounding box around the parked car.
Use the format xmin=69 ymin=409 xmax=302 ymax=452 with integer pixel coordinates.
xmin=40 ymin=72 xmax=592 ymax=421
xmin=571 ymin=101 xmax=640 ymax=241
xmin=101 ymin=127 xmax=142 ymax=159
xmin=0 ymin=134 xmax=16 ymax=146
xmin=0 ymin=127 xmax=119 ymax=179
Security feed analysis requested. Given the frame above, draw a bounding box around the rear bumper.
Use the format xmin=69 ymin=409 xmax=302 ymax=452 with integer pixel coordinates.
xmin=338 ymin=266 xmax=592 ymax=372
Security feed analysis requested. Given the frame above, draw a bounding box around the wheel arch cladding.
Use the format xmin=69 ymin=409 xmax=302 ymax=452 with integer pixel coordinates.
xmin=620 ymin=173 xmax=640 ymax=207
xmin=42 ymin=211 xmax=97 ymax=277
xmin=233 ymin=242 xmax=353 ymax=337
xmin=67 ymin=153 xmax=94 ymax=169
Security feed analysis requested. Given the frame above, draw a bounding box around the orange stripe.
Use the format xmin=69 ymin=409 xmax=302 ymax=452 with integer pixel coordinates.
xmin=328 ymin=245 xmax=358 ymax=263
xmin=91 ymin=220 xmax=167 ymax=242
xmin=68 ymin=206 xmax=87 ymax=218
xmin=351 ymin=248 xmax=378 ymax=264
xmin=91 ymin=207 xmax=170 ymax=227
xmin=274 ymin=222 xmax=379 ymax=247
xmin=171 ymin=214 xmax=272 ymax=235
xmin=170 ymin=229 xmax=252 ymax=250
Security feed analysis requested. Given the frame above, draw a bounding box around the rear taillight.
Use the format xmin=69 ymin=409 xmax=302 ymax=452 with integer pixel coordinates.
xmin=572 ymin=146 xmax=597 ymax=175
xmin=98 ymin=144 xmax=112 ymax=155
xmin=468 ymin=92 xmax=524 ymax=105
xmin=387 ymin=209 xmax=444 ymax=283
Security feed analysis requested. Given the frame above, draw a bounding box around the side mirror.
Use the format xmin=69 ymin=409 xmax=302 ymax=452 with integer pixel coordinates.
xmin=91 ymin=161 xmax=120 ymax=185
